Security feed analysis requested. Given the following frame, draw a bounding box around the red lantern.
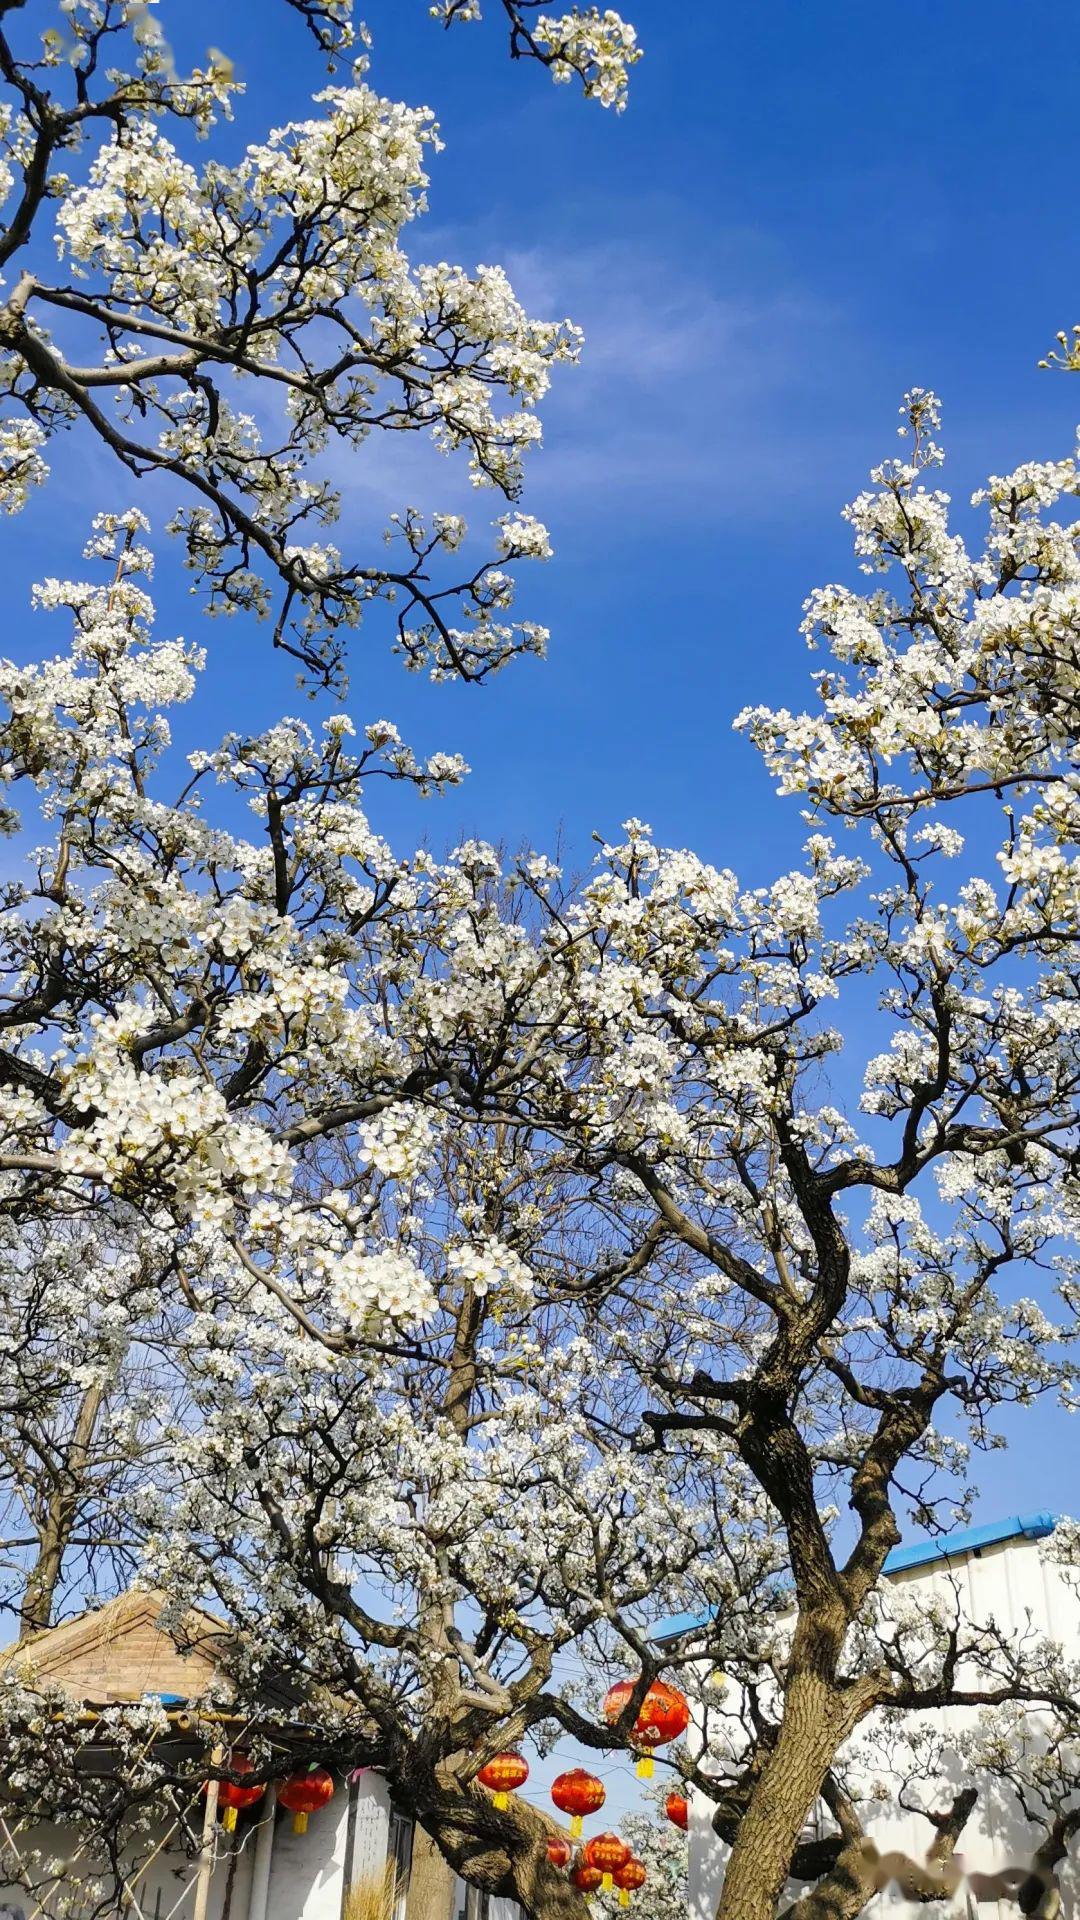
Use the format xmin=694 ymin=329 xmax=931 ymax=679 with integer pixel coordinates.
xmin=665 ymin=1789 xmax=689 ymax=1831
xmin=547 ymin=1836 xmax=572 ymax=1870
xmin=277 ymin=1766 xmax=335 ymax=1835
xmin=551 ymin=1767 xmax=606 ymax=1839
xmin=571 ymin=1864 xmax=604 ymax=1893
xmin=202 ymin=1753 xmax=265 ymax=1834
xmin=476 ymin=1750 xmax=529 ymax=1811
xmin=614 ymin=1858 xmax=648 ymax=1908
xmin=582 ymin=1832 xmax=631 ymax=1893
xmin=603 ymin=1677 xmax=690 ymax=1777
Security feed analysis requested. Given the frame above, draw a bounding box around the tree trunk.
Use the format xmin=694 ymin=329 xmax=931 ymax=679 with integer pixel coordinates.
xmin=405 ymin=1827 xmax=454 ymax=1920
xmin=715 ymin=1630 xmax=852 ymax=1920
xmin=418 ymin=1784 xmax=589 ymax=1920
xmin=19 ymin=1382 xmax=104 ymax=1640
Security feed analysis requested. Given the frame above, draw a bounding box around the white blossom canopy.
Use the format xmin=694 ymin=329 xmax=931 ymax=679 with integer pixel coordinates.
xmin=0 ymin=1 xmax=635 ymax=688
xmin=1 ymin=388 xmax=1079 ymax=1916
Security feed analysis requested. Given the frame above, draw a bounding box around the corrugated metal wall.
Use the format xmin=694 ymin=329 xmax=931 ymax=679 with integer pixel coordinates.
xmin=689 ymin=1533 xmax=1080 ymax=1920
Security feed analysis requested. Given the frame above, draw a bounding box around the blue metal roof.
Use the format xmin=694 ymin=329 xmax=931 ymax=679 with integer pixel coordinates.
xmin=654 ymin=1512 xmax=1058 ymax=1643
xmin=882 ymin=1510 xmax=1057 ymax=1574
xmin=654 ymin=1606 xmax=714 ymax=1642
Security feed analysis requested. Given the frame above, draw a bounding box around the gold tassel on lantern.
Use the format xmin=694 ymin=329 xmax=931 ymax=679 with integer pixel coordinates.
xmin=277 ymin=1766 xmax=335 ymax=1837
xmin=614 ymin=1859 xmax=647 ymax=1906
xmin=477 ymin=1751 xmax=529 ymax=1814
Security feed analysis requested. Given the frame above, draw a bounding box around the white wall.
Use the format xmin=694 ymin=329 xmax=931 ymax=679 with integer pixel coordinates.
xmin=347 ymin=1774 xmax=395 ymax=1890
xmin=689 ymin=1533 xmax=1080 ymax=1920
xmin=0 ymin=1769 xmax=392 ymax=1920
xmin=0 ymin=1812 xmax=254 ymax=1920
xmin=268 ymin=1771 xmax=391 ymax=1920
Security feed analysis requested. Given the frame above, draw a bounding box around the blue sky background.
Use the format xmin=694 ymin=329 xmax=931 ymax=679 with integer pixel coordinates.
xmin=4 ymin=4 xmax=1078 ymax=1548
xmin=12 ymin=0 xmax=1080 ymax=879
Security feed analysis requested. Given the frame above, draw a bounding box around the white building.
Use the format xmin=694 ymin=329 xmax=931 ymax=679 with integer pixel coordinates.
xmin=14 ymin=1519 xmax=1064 ymax=1920
xmin=681 ymin=1513 xmax=1079 ymax=1920
xmin=0 ymin=1590 xmax=442 ymax=1920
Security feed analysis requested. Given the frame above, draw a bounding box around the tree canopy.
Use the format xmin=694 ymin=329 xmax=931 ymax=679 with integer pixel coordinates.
xmin=1 ymin=10 xmax=1079 ymax=1920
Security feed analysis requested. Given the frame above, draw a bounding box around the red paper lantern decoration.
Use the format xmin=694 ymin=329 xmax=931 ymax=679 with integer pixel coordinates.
xmin=603 ymin=1676 xmax=691 ymax=1777
xmin=476 ymin=1750 xmax=530 ymax=1811
xmin=602 ymin=1678 xmax=637 ymax=1728
xmin=571 ymin=1864 xmax=604 ymax=1893
xmin=665 ymin=1789 xmax=689 ymax=1831
xmin=202 ymin=1753 xmax=265 ymax=1834
xmin=582 ymin=1832 xmax=631 ymax=1892
xmin=277 ymin=1766 xmax=335 ymax=1835
xmin=613 ymin=1858 xmax=648 ymax=1908
xmin=551 ymin=1767 xmax=606 ymax=1839
xmin=546 ymin=1836 xmax=572 ymax=1870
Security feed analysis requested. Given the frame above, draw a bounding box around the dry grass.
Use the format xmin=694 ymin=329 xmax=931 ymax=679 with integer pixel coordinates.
xmin=342 ymin=1861 xmax=400 ymax=1920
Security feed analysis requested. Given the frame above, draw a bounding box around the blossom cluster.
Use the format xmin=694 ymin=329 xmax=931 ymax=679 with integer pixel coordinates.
xmin=0 ymin=4 xmax=579 ymax=686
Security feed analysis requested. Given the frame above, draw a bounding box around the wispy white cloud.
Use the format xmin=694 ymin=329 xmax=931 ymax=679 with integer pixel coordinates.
xmin=499 ymin=232 xmax=871 ymax=517
xmin=317 ymin=223 xmax=874 ymax=535
xmin=504 ymin=234 xmax=836 ymax=387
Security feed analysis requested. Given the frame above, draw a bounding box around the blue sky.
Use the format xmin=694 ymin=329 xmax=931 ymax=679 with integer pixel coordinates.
xmin=3 ymin=0 xmax=1077 ymax=1828
xmin=12 ymin=0 xmax=1080 ymax=880
xmin=5 ymin=0 xmax=1078 ymax=1529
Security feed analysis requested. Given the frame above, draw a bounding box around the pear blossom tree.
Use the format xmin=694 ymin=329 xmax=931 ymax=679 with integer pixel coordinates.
xmin=0 ymin=0 xmax=636 ymax=690
xmin=2 ymin=389 xmax=1080 ymax=1920
xmin=554 ymin=389 xmax=1080 ymax=1920
xmin=515 ymin=390 xmax=1080 ymax=1920
xmin=0 ymin=514 xmax=712 ymax=1920
xmin=0 ymin=13 xmax=1079 ymax=1920
xmin=0 ymin=10 xmax=648 ymax=1913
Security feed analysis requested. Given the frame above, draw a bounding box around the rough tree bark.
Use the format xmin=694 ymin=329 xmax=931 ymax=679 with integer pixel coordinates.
xmin=415 ymin=1777 xmax=589 ymax=1920
xmin=18 ymin=1381 xmax=104 ymax=1640
xmin=714 ymin=1659 xmax=855 ymax=1920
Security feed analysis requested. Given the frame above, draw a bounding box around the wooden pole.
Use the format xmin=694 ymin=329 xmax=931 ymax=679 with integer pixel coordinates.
xmin=192 ymin=1746 xmax=223 ymax=1920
